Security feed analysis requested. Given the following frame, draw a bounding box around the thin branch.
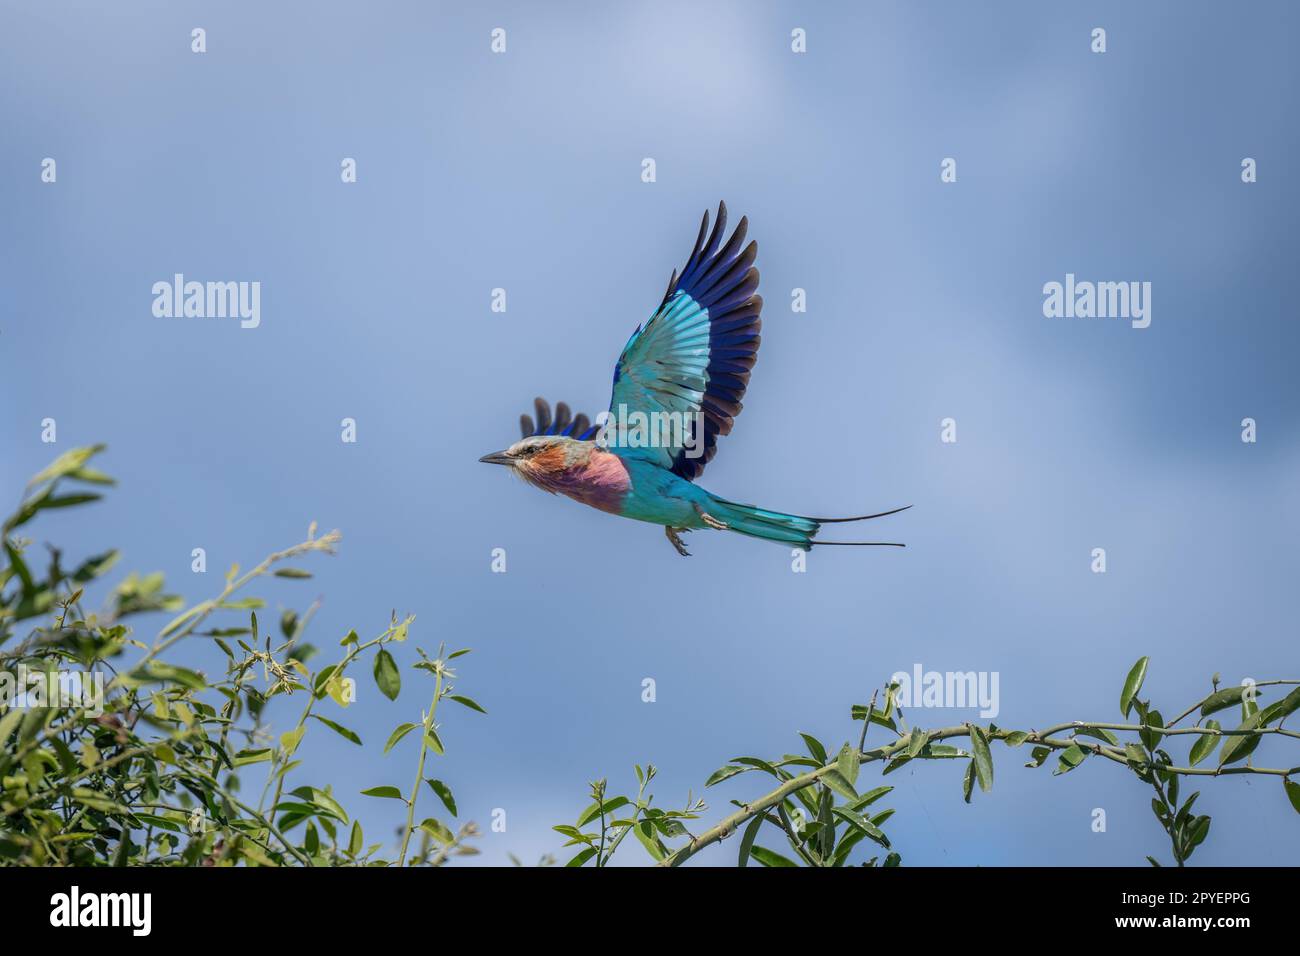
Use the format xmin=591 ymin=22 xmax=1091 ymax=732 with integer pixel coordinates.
xmin=657 ymin=714 xmax=1299 ymax=868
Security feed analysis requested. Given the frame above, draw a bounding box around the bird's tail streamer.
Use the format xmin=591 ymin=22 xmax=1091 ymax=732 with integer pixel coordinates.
xmin=706 ymin=498 xmax=910 ymax=551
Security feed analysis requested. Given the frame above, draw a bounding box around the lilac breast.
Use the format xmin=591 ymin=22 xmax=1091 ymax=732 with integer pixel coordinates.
xmin=550 ymin=450 xmax=631 ymax=514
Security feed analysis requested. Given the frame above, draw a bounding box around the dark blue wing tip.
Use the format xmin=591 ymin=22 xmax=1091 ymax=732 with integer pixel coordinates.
xmin=519 ymin=397 xmax=596 ymax=441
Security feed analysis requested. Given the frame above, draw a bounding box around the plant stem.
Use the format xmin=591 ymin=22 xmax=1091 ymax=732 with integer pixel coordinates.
xmin=258 ymin=633 xmax=389 ymax=815
xmin=397 ymin=671 xmax=443 ymax=867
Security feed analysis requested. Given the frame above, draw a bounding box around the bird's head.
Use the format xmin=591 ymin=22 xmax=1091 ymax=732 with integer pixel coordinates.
xmin=479 ymin=435 xmax=588 ymax=485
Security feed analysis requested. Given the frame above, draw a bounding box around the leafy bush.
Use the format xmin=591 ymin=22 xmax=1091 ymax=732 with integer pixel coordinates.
xmin=564 ymin=662 xmax=1300 ymax=867
xmin=0 ymin=447 xmax=479 ymax=866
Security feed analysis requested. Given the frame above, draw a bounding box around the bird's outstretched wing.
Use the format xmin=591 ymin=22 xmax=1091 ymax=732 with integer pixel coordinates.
xmin=519 ymin=397 xmax=600 ymax=440
xmin=606 ymin=201 xmax=762 ymax=480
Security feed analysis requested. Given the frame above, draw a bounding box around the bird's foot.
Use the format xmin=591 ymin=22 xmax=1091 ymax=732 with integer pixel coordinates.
xmin=664 ymin=527 xmax=692 ymax=557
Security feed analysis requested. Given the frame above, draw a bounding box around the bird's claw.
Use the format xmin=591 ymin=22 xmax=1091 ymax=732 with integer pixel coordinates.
xmin=665 ymin=527 xmax=692 ymax=557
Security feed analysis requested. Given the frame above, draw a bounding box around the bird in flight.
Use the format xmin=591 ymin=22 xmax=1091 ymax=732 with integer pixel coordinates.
xmin=480 ymin=202 xmax=909 ymax=556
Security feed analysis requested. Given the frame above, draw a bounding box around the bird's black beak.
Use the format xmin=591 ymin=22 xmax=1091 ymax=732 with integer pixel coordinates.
xmin=479 ymin=450 xmax=513 ymax=466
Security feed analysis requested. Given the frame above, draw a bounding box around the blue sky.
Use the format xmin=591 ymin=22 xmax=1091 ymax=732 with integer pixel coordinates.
xmin=2 ymin=0 xmax=1297 ymax=865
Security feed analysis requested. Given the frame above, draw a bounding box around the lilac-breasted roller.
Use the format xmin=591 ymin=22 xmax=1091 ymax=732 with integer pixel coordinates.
xmin=479 ymin=202 xmax=909 ymax=556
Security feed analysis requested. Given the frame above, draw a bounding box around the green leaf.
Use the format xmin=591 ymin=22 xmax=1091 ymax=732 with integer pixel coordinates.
xmin=962 ymin=760 xmax=975 ymax=803
xmin=729 ymin=756 xmax=782 ymax=778
xmin=1188 ymin=720 xmax=1220 ymax=766
xmin=424 ymin=730 xmax=444 ymax=755
xmin=1074 ymin=727 xmax=1119 ymax=746
xmin=551 ymin=825 xmax=591 ymax=844
xmin=310 ymin=714 xmax=361 ymax=745
xmin=1170 ymin=792 xmax=1197 ymax=834
xmin=1055 ymin=744 xmax=1088 ymax=775
xmin=279 ymin=726 xmax=306 ymax=757
xmin=968 ymin=725 xmax=993 ymax=792
xmin=705 ymin=764 xmax=747 ymax=787
xmin=1218 ymin=711 xmax=1264 ymax=766
xmin=8 ymin=487 xmax=104 ymax=531
xmin=737 ymin=814 xmax=764 ymax=867
xmin=1284 ymin=779 xmax=1300 ymax=815
xmin=232 ymin=748 xmax=272 ymax=767
xmin=654 ymin=817 xmax=688 ymax=839
xmin=906 ymin=728 xmax=930 ymax=757
xmin=1002 ymin=731 xmax=1030 ymax=747
xmin=821 ymin=769 xmax=858 ymax=801
xmin=418 ymin=818 xmax=455 ymax=843
xmin=384 ymin=723 xmax=417 ymax=753
xmin=750 ymin=845 xmax=799 ymax=867
xmin=832 ymin=827 xmax=868 ymax=866
xmin=1259 ymin=686 xmax=1300 ymax=725
xmin=921 ymin=744 xmax=967 ymax=758
xmin=348 ymin=821 xmax=364 ymax=856
xmin=0 ymin=708 xmax=25 ymax=748
xmin=449 ymin=695 xmax=486 ymax=714
xmin=836 ymin=743 xmax=861 ymax=787
xmin=850 ymin=786 xmax=893 ymax=811
xmin=25 ymin=444 xmax=107 ymax=487
xmin=312 ymin=664 xmax=339 ymax=698
xmin=799 ymin=733 xmax=828 ymax=764
xmin=832 ymin=807 xmax=890 ymax=847
xmin=291 ymin=787 xmax=348 ymax=822
xmin=67 ymin=466 xmax=114 ymax=485
xmin=851 ymin=704 xmax=897 ymax=731
xmin=576 ymin=796 xmax=630 ymax=828
xmin=1120 ymin=656 xmax=1149 ymax=718
xmin=373 ymin=649 xmax=400 ymax=701
xmin=71 ymin=549 xmax=120 ymax=583
xmin=426 ymin=779 xmax=457 ymax=816
xmin=360 ymin=785 xmax=404 ymax=800
xmin=1139 ymin=710 xmax=1164 ymax=751
xmin=301 ymin=822 xmax=319 ymax=858
xmin=566 ymin=846 xmax=598 ymax=867
xmin=1199 ymin=685 xmax=1246 ymax=717
xmin=273 ymin=568 xmax=313 ymax=579
xmin=882 ymin=755 xmax=912 ymax=776
xmin=42 ymin=493 xmax=102 ymax=510
xmin=218 ymin=597 xmax=265 ymax=610
xmin=131 ymin=661 xmax=206 ymax=689
xmin=631 ymin=821 xmax=667 ymax=862
xmin=158 ymin=602 xmax=211 ymax=639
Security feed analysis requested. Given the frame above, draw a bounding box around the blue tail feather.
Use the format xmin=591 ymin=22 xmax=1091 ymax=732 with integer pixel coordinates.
xmin=706 ymin=497 xmax=910 ymax=551
xmin=707 ymin=498 xmax=820 ymax=550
